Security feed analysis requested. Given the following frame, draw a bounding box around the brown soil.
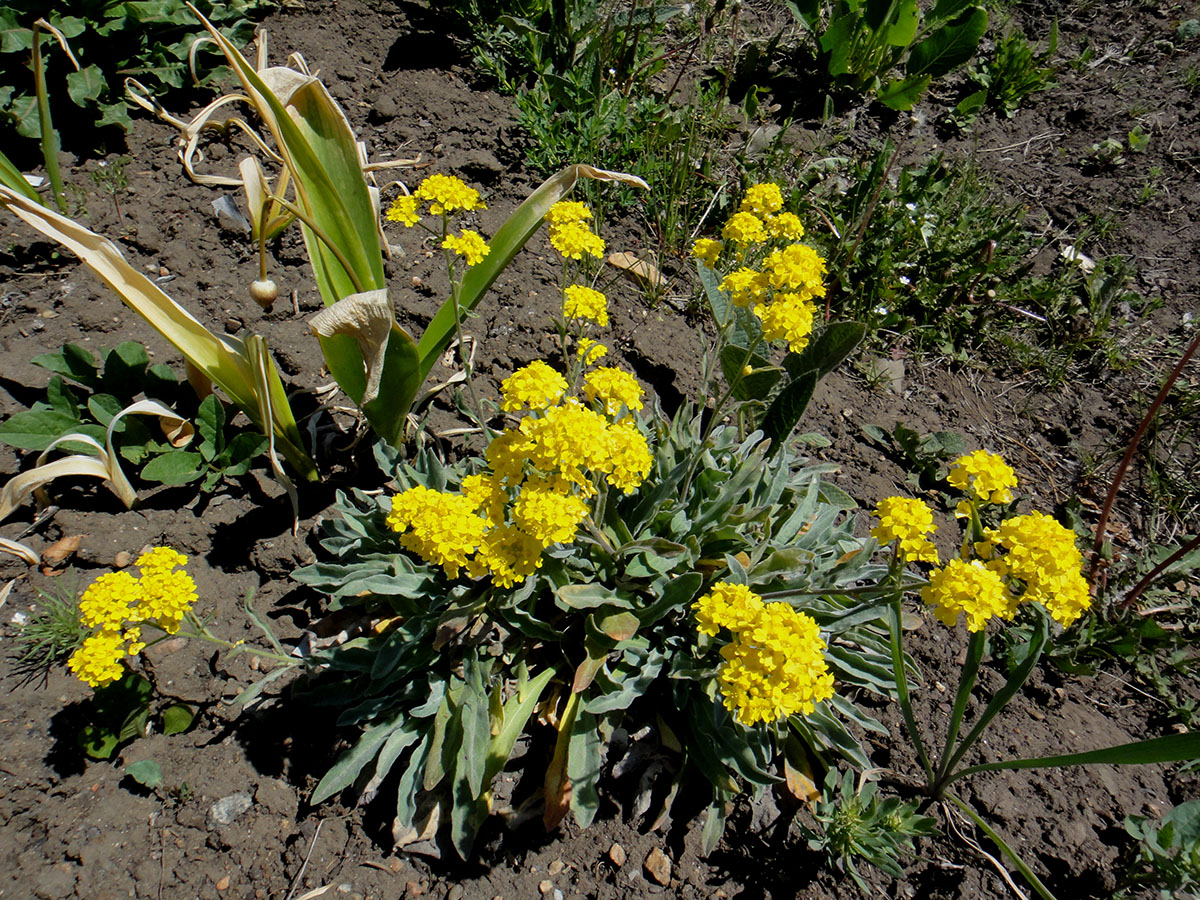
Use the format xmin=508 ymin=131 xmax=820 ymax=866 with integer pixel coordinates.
xmin=1 ymin=1 xmax=1198 ymax=899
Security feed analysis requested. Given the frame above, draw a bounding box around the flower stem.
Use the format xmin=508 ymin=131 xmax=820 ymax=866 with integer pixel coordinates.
xmin=888 ymin=598 xmax=934 ymax=784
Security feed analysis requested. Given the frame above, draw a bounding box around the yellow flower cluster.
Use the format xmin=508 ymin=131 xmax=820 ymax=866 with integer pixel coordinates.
xmin=917 ymin=453 xmax=1092 ymax=631
xmin=414 ymin=173 xmax=486 ymax=215
xmin=442 ymin=229 xmax=491 ymax=266
xmin=562 ymin=284 xmax=609 ymax=326
xmin=388 ymin=362 xmax=653 ymax=588
xmin=872 ymin=497 xmax=939 ymax=564
xmin=387 ymin=485 xmax=489 ymax=578
xmin=719 ymin=268 xmax=769 ymax=307
xmin=583 ymin=367 xmax=645 ymax=417
xmin=577 ymin=338 xmax=608 ymax=366
xmin=694 ymin=183 xmax=827 ymax=356
xmin=987 ymin=512 xmax=1091 ymax=626
xmin=68 ymin=547 xmax=197 ymax=688
xmin=386 ymin=173 xmax=487 ymax=227
xmin=693 ymin=582 xmax=835 ymax=726
xmin=922 ymin=558 xmax=1016 ymax=632
xmin=546 ymin=201 xmax=605 ymax=260
xmin=501 ymin=360 xmax=567 ymax=411
xmin=948 ymin=449 xmax=1017 ymax=505
xmin=755 ymin=292 xmax=817 ymax=354
xmin=692 ymin=238 xmax=724 ymax=269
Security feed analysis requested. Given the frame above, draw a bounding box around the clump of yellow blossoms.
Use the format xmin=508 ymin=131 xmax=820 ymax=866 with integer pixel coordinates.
xmin=872 ymin=497 xmax=938 ymax=564
xmin=386 ymin=173 xmax=486 ymax=227
xmin=442 ymin=230 xmax=490 ymax=266
xmin=387 ymin=360 xmax=652 ymax=588
xmin=693 ymin=183 xmax=828 ymax=357
xmin=562 ymin=284 xmax=608 ymax=326
xmin=545 ymin=200 xmax=605 ymax=260
xmin=501 ymin=360 xmax=567 ymax=411
xmin=948 ymin=449 xmax=1017 ymax=506
xmin=68 ymin=547 xmax=198 ymax=688
xmin=693 ymin=582 xmax=835 ymax=726
xmin=913 ymin=453 xmax=1091 ymax=631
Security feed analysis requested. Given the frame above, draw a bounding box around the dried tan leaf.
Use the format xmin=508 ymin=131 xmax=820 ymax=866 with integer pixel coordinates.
xmin=42 ymin=534 xmax=84 ymax=566
xmin=607 ymin=251 xmax=665 ymax=289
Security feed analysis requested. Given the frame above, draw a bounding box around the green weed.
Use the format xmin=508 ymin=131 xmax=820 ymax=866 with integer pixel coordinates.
xmin=11 ymin=576 xmax=87 ymax=677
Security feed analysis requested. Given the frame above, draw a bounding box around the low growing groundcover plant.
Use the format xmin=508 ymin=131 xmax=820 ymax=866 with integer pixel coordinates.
xmin=52 ymin=180 xmax=1200 ymax=894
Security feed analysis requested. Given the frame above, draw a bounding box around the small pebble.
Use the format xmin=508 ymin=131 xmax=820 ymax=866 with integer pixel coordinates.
xmin=448 ymin=886 xmax=464 ymax=900
xmin=644 ymin=848 xmax=671 ymax=886
xmin=538 ymin=880 xmax=553 ymax=895
xmin=608 ymin=843 xmax=626 ymax=867
xmin=547 ymin=860 xmax=563 ymax=876
xmin=114 ymin=551 xmax=132 ymax=568
xmin=405 ymin=881 xmax=424 ymax=898
xmin=215 ymin=875 xmax=230 ymax=891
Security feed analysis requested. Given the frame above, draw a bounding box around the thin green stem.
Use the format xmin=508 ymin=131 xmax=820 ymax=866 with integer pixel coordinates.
xmin=888 ymin=598 xmax=934 ymax=783
xmin=440 ymin=214 xmax=492 ymax=440
xmin=943 ymin=793 xmax=1059 ymax=900
xmin=933 ymin=627 xmax=986 ymax=790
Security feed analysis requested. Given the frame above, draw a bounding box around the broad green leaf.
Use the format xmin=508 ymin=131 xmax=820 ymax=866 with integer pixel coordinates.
xmin=0 ymin=409 xmax=81 ymax=450
xmin=79 ymin=724 xmax=120 ymax=759
xmin=33 ymin=343 xmax=100 ymax=386
xmin=66 ymin=65 xmax=105 ymax=105
xmin=877 ymin=73 xmax=933 ymax=110
xmin=885 ymin=0 xmax=920 ymax=46
xmin=556 ymin=582 xmax=633 ymax=610
xmin=784 ymin=322 xmax=866 ymax=381
xmin=161 ymin=703 xmax=195 ymax=736
xmin=906 ymin=8 xmax=987 ymax=78
xmin=124 ymin=759 xmax=164 ymax=789
xmin=196 ymin=394 xmax=225 ymax=453
xmin=568 ymin=710 xmax=601 ymax=828
xmin=719 ymin=345 xmax=782 ymax=401
xmin=140 ymin=450 xmax=205 ymax=485
xmin=762 ymin=371 xmax=818 ymax=456
xmin=928 ymin=0 xmax=977 ymax=25
xmin=634 ymin=572 xmax=702 ymax=626
xmin=87 ymin=394 xmax=124 ymax=428
xmin=459 ymin=656 xmax=492 ymax=800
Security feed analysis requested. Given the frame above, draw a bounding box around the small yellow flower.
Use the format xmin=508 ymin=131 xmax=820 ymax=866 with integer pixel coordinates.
xmin=501 ymin=360 xmax=567 ymax=412
xmin=987 ymin=511 xmax=1091 ymax=626
xmin=577 ymin=338 xmax=608 ymax=366
xmin=442 ymin=229 xmax=491 ymax=266
xmin=386 ymin=485 xmax=488 ymax=578
xmin=67 ymin=629 xmax=128 ymax=688
xmin=754 ymin=292 xmax=817 ymax=354
xmin=763 ymin=243 xmax=827 ymax=296
xmin=562 ymin=284 xmax=608 ymax=326
xmin=691 ymin=238 xmax=724 ymax=269
xmin=948 ymin=450 xmax=1017 ymax=505
xmin=583 ymin=367 xmax=644 ymax=417
xmin=512 ymin=478 xmax=590 ymax=546
xmin=740 ymin=183 xmax=784 ymax=217
xmin=922 ymin=558 xmax=1017 ymax=632
xmin=414 ymin=173 xmax=485 ymax=215
xmin=605 ymin=419 xmax=652 ymax=494
xmin=468 ymin=523 xmax=544 ymax=588
xmin=544 ymin=200 xmax=593 ymax=225
xmin=765 ymin=212 xmax=805 ymax=240
xmin=719 ymin=267 xmax=769 ymax=307
xmin=872 ymin=497 xmax=939 ymax=564
xmin=385 ymin=194 xmax=421 ymax=227
xmin=722 ymin=211 xmax=767 ymax=245
xmin=549 ymin=220 xmax=605 ymax=260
